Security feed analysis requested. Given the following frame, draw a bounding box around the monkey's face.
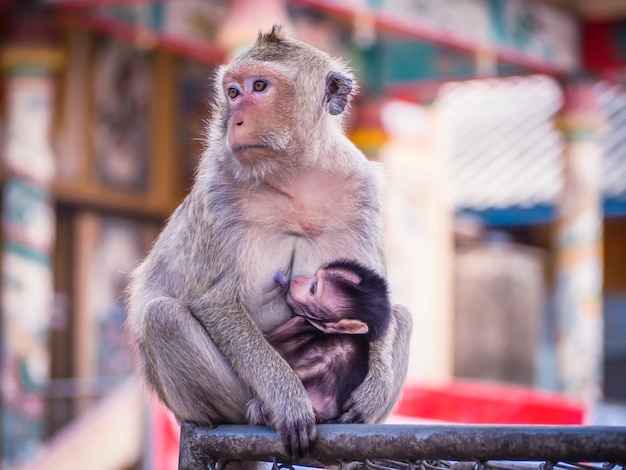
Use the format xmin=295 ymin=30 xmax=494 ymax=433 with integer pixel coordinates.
xmin=222 ymin=66 xmax=293 ymax=166
xmin=213 ymin=28 xmax=358 ymax=185
xmin=287 ymin=269 xmax=350 ymax=326
xmin=286 ymin=268 xmax=368 ymax=335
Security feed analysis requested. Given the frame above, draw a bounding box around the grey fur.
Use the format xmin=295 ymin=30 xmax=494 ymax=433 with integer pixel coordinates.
xmin=126 ymin=26 xmax=412 ymax=459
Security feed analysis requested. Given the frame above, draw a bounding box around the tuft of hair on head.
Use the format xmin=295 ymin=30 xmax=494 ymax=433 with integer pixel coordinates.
xmin=323 ymin=259 xmax=392 ymax=340
xmin=257 ymin=24 xmax=286 ymax=44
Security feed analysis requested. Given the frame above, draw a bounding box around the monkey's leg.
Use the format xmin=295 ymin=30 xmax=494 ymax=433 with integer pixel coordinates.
xmin=388 ymin=304 xmax=413 ymax=408
xmin=140 ymin=296 xmax=251 ymax=425
xmin=340 ymin=304 xmax=412 ymax=424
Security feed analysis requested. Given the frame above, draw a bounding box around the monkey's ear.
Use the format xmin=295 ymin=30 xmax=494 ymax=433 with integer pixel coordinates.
xmin=325 ymin=71 xmax=354 ymax=115
xmin=325 ymin=319 xmax=368 ymax=335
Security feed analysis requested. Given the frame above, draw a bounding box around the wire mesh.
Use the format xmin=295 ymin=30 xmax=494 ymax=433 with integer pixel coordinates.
xmin=437 ymin=75 xmax=565 ymax=212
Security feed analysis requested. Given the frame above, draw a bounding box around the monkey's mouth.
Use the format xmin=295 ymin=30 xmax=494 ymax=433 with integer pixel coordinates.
xmin=233 ymin=144 xmax=267 ymax=153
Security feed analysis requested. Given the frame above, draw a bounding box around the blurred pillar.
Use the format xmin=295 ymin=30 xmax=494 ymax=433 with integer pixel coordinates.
xmin=0 ymin=18 xmax=63 ymax=468
xmin=555 ymin=81 xmax=604 ymax=403
xmin=381 ymin=100 xmax=453 ymax=384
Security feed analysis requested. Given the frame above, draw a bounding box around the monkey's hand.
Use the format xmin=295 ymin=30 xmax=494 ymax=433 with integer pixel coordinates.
xmin=261 ymin=390 xmax=317 ymax=460
xmin=248 ymin=390 xmax=317 ymax=461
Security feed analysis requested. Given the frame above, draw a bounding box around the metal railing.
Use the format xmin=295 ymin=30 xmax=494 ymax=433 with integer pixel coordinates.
xmin=178 ymin=423 xmax=626 ymax=470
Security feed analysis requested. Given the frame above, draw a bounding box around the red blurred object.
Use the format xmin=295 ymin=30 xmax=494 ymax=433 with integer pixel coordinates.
xmin=151 ymin=399 xmax=180 ymax=470
xmin=395 ymin=381 xmax=586 ymax=425
xmin=583 ymin=20 xmax=626 ymax=72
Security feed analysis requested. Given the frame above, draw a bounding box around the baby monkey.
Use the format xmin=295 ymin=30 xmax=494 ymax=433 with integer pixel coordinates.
xmin=250 ymin=260 xmax=392 ymax=424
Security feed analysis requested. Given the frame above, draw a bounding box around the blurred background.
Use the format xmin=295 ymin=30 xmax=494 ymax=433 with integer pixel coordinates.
xmin=0 ymin=0 xmax=625 ymax=468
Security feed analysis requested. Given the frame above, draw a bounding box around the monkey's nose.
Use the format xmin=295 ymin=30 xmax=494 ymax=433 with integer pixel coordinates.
xmin=236 ymin=120 xmax=243 ymax=126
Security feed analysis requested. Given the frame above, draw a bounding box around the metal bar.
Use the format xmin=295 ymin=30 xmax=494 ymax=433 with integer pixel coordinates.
xmin=179 ymin=423 xmax=626 ymax=468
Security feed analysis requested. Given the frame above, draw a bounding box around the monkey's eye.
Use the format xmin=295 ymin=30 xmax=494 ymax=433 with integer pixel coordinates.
xmin=253 ymin=80 xmax=268 ymax=92
xmin=309 ymin=279 xmax=317 ymax=296
xmin=227 ymin=87 xmax=240 ymax=99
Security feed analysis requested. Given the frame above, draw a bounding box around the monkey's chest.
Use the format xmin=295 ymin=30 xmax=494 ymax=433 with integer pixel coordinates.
xmin=239 ymin=182 xmax=363 ymax=328
xmin=242 ymin=171 xmax=356 ymax=237
xmin=241 ymin=213 xmax=353 ymax=330
xmin=271 ymin=198 xmax=353 ymax=241
xmin=254 ymin=203 xmax=354 ymax=268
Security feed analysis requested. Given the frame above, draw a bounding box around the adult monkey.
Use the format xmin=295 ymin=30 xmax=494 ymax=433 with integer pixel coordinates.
xmin=127 ymin=25 xmax=412 ymax=459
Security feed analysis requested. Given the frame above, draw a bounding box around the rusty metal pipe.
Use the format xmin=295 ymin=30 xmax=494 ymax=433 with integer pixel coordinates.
xmin=179 ymin=423 xmax=626 ymax=469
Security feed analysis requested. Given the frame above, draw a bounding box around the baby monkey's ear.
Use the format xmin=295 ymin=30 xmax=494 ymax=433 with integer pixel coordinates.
xmin=324 ymin=319 xmax=369 ymax=335
xmin=325 ymin=71 xmax=354 ymax=116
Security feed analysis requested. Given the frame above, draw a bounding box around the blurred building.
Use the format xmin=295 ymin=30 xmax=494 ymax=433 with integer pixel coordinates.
xmin=1 ymin=0 xmax=626 ymax=469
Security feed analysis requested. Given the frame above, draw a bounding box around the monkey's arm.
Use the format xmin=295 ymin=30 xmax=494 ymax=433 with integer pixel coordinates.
xmin=339 ymin=304 xmax=412 ymax=423
xmin=265 ymin=316 xmax=318 ymax=354
xmin=189 ymin=292 xmax=317 ymax=459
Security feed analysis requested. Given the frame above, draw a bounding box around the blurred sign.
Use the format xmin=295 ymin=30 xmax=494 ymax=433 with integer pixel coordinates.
xmin=51 ymin=0 xmax=578 ymax=74
xmin=490 ymin=0 xmax=579 ymax=70
xmin=386 ymin=0 xmax=491 ymax=44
